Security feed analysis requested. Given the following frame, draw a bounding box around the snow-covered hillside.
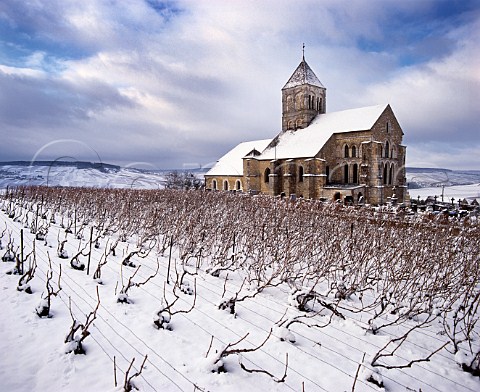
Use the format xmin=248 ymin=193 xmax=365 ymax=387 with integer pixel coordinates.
xmin=406 ymin=168 xmax=480 ymax=188
xmin=406 ymin=168 xmax=480 ymax=203
xmin=0 ymin=163 xmax=166 ymax=189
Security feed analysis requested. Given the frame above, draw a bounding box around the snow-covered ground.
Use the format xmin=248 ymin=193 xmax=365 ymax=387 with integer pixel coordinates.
xmin=406 ymin=168 xmax=480 ymax=202
xmin=1 ymin=191 xmax=479 ymax=392
xmin=409 ymin=183 xmax=480 ymax=203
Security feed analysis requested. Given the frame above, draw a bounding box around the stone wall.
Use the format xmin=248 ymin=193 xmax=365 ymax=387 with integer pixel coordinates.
xmin=204 ymin=175 xmax=243 ymax=191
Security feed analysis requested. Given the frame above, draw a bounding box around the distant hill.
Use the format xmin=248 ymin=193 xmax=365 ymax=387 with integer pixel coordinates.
xmin=0 ymin=161 xmax=163 ymax=189
xmin=407 ymin=167 xmax=452 ymax=172
xmin=405 ymin=167 xmax=480 ymax=189
xmin=0 ymin=160 xmax=121 ymax=172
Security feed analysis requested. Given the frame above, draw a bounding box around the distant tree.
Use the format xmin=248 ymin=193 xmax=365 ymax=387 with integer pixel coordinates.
xmin=164 ymin=171 xmax=203 ymax=190
xmin=164 ymin=171 xmax=183 ymax=189
xmin=183 ymin=172 xmax=203 ymax=190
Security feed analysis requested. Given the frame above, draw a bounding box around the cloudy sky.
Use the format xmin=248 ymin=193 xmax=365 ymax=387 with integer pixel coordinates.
xmin=0 ymin=0 xmax=479 ymax=170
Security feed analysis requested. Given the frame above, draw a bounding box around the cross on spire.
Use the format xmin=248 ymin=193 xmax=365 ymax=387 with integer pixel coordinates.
xmin=302 ymin=43 xmax=305 ymax=60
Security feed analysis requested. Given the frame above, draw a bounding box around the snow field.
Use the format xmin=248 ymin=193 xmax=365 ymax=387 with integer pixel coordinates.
xmin=409 ymin=183 xmax=480 ymax=203
xmin=1 ymin=188 xmax=479 ymax=392
xmin=1 ymin=217 xmax=363 ymax=391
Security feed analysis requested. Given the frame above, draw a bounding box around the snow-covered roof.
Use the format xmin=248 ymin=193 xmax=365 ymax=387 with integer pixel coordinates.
xmin=283 ymin=58 xmax=324 ymax=89
xmin=206 ymin=139 xmax=272 ymax=176
xmin=257 ymin=104 xmax=388 ymax=160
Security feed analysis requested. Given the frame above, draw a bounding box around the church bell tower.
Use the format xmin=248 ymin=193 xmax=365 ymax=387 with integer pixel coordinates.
xmin=282 ymin=48 xmax=326 ymax=131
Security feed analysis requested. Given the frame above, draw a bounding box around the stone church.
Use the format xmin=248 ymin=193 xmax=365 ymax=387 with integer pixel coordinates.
xmin=205 ymin=55 xmax=408 ymax=205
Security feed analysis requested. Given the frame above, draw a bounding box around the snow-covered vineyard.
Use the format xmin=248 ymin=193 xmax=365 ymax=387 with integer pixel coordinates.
xmin=1 ymin=187 xmax=479 ymax=392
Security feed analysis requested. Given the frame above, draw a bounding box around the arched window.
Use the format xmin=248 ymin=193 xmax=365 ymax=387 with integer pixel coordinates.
xmin=319 ymin=97 xmax=323 ymax=112
xmin=295 ymin=93 xmax=302 ymax=110
xmin=386 ymin=121 xmax=390 ymax=133
xmin=212 ymin=179 xmax=217 ymax=190
xmin=288 ymin=120 xmax=294 ymax=130
xmin=296 ymin=119 xmax=302 ymax=128
xmin=308 ymin=95 xmax=311 ymax=109
xmin=344 ymin=145 xmax=349 ymax=158
xmin=326 ymin=166 xmax=330 ymax=184
xmin=286 ymin=95 xmax=293 ymax=112
xmin=351 ymin=145 xmax=356 ymax=158
xmin=235 ymin=180 xmax=242 ymax=190
xmin=389 ymin=164 xmax=394 ymax=185
xmin=353 ymin=163 xmax=358 ymax=184
xmin=344 ymin=164 xmax=349 ymax=183
xmin=264 ymin=168 xmax=271 ymax=183
xmin=298 ymin=166 xmax=304 ymax=182
xmin=385 ymin=141 xmax=390 ymax=158
xmin=223 ymin=180 xmax=229 ymax=191
xmin=383 ymin=164 xmax=388 ymax=185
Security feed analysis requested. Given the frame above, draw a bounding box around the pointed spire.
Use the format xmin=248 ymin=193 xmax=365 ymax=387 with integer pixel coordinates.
xmin=302 ymin=43 xmax=307 ymax=84
xmin=282 ymin=50 xmax=324 ymax=89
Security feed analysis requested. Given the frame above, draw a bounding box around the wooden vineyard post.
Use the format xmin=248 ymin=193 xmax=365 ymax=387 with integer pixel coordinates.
xmin=20 ymin=229 xmax=24 ymax=275
xmin=86 ymin=227 xmax=93 ymax=275
xmin=167 ymin=235 xmax=173 ymax=284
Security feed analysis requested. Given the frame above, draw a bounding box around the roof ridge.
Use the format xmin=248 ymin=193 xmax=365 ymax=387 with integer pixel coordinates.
xmin=257 ymin=103 xmax=388 ymax=161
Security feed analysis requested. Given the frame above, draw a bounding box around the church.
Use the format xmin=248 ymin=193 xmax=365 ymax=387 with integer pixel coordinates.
xmin=205 ymin=54 xmax=408 ymax=205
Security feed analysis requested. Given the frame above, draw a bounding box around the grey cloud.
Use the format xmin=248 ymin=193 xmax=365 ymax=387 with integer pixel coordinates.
xmin=0 ymin=72 xmax=136 ymax=127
